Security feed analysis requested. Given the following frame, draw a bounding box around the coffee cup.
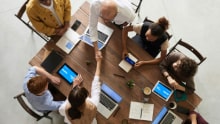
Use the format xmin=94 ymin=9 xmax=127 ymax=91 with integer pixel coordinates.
xmin=143 ymin=87 xmax=151 ymax=96
xmin=169 ymin=101 xmax=177 ymax=110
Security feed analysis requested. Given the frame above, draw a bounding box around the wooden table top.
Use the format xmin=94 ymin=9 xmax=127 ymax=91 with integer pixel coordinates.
xmin=29 ymin=1 xmax=202 ymax=123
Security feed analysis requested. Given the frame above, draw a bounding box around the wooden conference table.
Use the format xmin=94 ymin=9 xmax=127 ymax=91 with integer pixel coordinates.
xmin=29 ymin=1 xmax=202 ymax=123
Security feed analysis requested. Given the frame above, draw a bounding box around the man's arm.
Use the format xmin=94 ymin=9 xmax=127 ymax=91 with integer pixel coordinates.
xmin=122 ymin=25 xmax=133 ymax=58
xmin=33 ymin=66 xmax=61 ymax=85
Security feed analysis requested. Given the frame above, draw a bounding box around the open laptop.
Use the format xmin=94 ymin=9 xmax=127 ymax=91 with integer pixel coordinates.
xmin=97 ymin=83 xmax=122 ymax=119
xmin=41 ymin=50 xmax=63 ymax=73
xmin=56 ymin=28 xmax=80 ymax=54
xmin=79 ymin=22 xmax=114 ymax=50
xmin=152 ymin=106 xmax=183 ymax=124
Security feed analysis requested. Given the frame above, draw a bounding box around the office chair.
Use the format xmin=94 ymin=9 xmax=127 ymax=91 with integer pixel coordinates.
xmin=167 ymin=39 xmax=207 ymax=65
xmin=13 ymin=92 xmax=53 ymax=122
xmin=15 ymin=0 xmax=50 ymax=42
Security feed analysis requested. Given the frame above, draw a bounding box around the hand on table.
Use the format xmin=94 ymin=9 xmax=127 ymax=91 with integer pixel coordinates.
xmin=50 ymin=76 xmax=61 ymax=85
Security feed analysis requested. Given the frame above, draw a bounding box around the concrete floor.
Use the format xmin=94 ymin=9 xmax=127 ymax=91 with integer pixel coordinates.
xmin=0 ymin=0 xmax=219 ymax=123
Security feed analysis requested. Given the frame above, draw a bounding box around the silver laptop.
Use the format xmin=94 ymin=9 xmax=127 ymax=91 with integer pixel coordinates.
xmin=56 ymin=28 xmax=80 ymax=54
xmin=152 ymin=106 xmax=183 ymax=124
xmin=97 ymin=83 xmax=122 ymax=119
xmin=80 ymin=22 xmax=114 ymax=50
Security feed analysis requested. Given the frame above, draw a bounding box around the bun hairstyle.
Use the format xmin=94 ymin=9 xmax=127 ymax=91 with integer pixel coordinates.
xmin=149 ymin=17 xmax=169 ymax=37
xmin=68 ymin=87 xmax=89 ymax=120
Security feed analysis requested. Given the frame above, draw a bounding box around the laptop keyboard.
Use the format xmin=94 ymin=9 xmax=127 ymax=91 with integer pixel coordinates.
xmin=98 ymin=31 xmax=108 ymax=43
xmin=100 ymin=93 xmax=116 ymax=110
xmin=86 ymin=29 xmax=108 ymax=43
xmin=161 ymin=112 xmax=175 ymax=124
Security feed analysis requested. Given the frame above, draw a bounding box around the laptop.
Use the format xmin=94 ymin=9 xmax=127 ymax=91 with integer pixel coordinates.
xmin=79 ymin=22 xmax=114 ymax=50
xmin=56 ymin=28 xmax=80 ymax=54
xmin=152 ymin=81 xmax=173 ymax=101
xmin=97 ymin=83 xmax=122 ymax=119
xmin=57 ymin=63 xmax=78 ymax=85
xmin=41 ymin=50 xmax=63 ymax=73
xmin=152 ymin=106 xmax=183 ymax=124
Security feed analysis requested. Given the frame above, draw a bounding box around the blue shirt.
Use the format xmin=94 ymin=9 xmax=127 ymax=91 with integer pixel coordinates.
xmin=23 ymin=67 xmax=64 ymax=113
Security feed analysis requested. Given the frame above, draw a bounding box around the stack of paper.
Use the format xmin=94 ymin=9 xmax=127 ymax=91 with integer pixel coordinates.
xmin=129 ymin=101 xmax=154 ymax=121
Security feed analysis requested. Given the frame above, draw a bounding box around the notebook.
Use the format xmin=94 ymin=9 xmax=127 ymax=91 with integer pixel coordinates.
xmin=152 ymin=106 xmax=183 ymax=124
xmin=79 ymin=22 xmax=114 ymax=50
xmin=119 ymin=53 xmax=138 ymax=73
xmin=129 ymin=101 xmax=154 ymax=121
xmin=41 ymin=50 xmax=63 ymax=73
xmin=152 ymin=81 xmax=173 ymax=101
xmin=57 ymin=63 xmax=78 ymax=85
xmin=97 ymin=83 xmax=122 ymax=119
xmin=56 ymin=28 xmax=80 ymax=54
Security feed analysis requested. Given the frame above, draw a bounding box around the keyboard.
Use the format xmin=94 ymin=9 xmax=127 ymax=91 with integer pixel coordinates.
xmin=161 ymin=112 xmax=175 ymax=124
xmin=98 ymin=31 xmax=108 ymax=43
xmin=100 ymin=93 xmax=116 ymax=110
xmin=86 ymin=29 xmax=108 ymax=43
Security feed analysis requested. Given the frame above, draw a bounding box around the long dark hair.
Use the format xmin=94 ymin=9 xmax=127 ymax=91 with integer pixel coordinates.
xmin=68 ymin=86 xmax=89 ymax=120
xmin=149 ymin=17 xmax=169 ymax=37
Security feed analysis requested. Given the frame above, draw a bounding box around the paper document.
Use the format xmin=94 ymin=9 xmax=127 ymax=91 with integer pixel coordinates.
xmin=56 ymin=28 xmax=80 ymax=54
xmin=129 ymin=101 xmax=154 ymax=121
xmin=119 ymin=53 xmax=138 ymax=73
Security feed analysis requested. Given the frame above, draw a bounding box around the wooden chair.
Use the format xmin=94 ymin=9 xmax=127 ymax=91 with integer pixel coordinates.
xmin=167 ymin=39 xmax=207 ymax=65
xmin=13 ymin=92 xmax=53 ymax=122
xmin=129 ymin=0 xmax=143 ymax=16
xmin=15 ymin=0 xmax=50 ymax=42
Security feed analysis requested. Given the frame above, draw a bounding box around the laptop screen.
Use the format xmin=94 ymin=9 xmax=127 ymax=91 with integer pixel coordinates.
xmin=152 ymin=81 xmax=173 ymax=101
xmin=57 ymin=63 xmax=78 ymax=84
xmin=101 ymin=84 xmax=122 ymax=103
xmin=152 ymin=106 xmax=168 ymax=124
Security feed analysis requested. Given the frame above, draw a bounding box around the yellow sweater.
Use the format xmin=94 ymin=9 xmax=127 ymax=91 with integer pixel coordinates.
xmin=26 ymin=0 xmax=71 ymax=36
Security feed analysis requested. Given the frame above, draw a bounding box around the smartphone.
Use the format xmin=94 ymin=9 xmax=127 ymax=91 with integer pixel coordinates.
xmin=176 ymin=105 xmax=190 ymax=115
xmin=71 ymin=20 xmax=81 ymax=31
xmin=125 ymin=56 xmax=135 ymax=66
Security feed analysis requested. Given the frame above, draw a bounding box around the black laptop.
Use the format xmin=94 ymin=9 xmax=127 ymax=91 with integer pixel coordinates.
xmin=41 ymin=50 xmax=63 ymax=73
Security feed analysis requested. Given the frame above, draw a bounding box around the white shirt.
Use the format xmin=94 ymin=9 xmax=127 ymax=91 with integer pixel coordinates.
xmin=59 ymin=76 xmax=101 ymax=124
xmin=89 ymin=0 xmax=135 ymax=42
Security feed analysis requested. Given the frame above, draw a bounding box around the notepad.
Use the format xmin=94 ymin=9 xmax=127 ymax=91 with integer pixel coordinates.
xmin=129 ymin=101 xmax=154 ymax=121
xmin=119 ymin=53 xmax=138 ymax=73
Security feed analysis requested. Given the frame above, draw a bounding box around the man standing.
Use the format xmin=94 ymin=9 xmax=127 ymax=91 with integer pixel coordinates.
xmin=89 ymin=0 xmax=135 ymax=58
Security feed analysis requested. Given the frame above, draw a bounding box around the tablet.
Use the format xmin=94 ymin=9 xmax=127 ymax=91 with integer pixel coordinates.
xmin=152 ymin=81 xmax=173 ymax=101
xmin=57 ymin=63 xmax=78 ymax=84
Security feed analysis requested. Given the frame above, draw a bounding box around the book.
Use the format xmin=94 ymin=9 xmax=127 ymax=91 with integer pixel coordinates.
xmin=129 ymin=101 xmax=154 ymax=121
xmin=119 ymin=53 xmax=138 ymax=73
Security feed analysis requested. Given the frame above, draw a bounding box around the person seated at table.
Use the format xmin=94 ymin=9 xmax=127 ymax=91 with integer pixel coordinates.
xmin=182 ymin=111 xmax=208 ymax=124
xmin=89 ymin=0 xmax=135 ymax=59
xmin=159 ymin=52 xmax=198 ymax=94
xmin=122 ymin=17 xmax=170 ymax=68
xmin=59 ymin=54 xmax=102 ymax=124
xmin=26 ymin=0 xmax=71 ymax=36
xmin=23 ymin=66 xmax=65 ymax=112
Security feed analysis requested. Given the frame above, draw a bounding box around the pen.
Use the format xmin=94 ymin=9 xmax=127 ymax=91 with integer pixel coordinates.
xmin=113 ymin=106 xmax=120 ymax=117
xmin=113 ymin=73 xmax=125 ymax=78
xmin=140 ymin=108 xmax=142 ymax=119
